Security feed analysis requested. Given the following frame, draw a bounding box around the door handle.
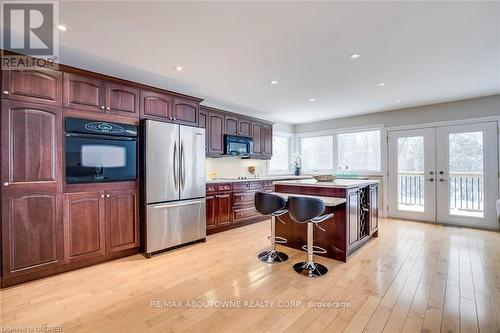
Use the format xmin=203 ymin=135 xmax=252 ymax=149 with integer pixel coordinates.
xmin=173 ymin=141 xmax=178 ymax=189
xmin=180 ymin=141 xmax=185 ymax=190
xmin=439 ymin=178 xmax=448 ymax=182
xmin=153 ymin=200 xmax=204 ymax=209
xmin=425 ymin=178 xmax=434 ymax=182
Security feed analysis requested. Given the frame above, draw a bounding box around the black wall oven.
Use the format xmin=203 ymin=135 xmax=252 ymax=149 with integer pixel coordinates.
xmin=65 ymin=117 xmax=138 ymax=184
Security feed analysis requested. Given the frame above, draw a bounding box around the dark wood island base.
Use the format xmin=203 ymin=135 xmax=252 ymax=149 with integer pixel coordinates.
xmin=273 ymin=179 xmax=379 ymax=262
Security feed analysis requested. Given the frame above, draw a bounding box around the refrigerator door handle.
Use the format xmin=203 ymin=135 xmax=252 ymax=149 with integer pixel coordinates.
xmin=153 ymin=200 xmax=204 ymax=209
xmin=173 ymin=141 xmax=178 ymax=190
xmin=180 ymin=141 xmax=185 ymax=190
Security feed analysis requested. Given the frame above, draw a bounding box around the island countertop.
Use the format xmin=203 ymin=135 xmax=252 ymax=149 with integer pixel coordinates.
xmin=272 ymin=192 xmax=346 ymax=207
xmin=273 ymin=178 xmax=379 ymax=189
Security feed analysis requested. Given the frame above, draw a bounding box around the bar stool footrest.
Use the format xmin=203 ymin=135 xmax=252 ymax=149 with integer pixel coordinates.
xmin=301 ymin=245 xmax=327 ymax=254
xmin=267 ymin=236 xmax=287 ymax=244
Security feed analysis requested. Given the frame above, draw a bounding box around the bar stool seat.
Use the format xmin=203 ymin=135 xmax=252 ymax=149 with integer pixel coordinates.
xmin=288 ymin=196 xmax=333 ymax=277
xmin=255 ymin=192 xmax=289 ymax=263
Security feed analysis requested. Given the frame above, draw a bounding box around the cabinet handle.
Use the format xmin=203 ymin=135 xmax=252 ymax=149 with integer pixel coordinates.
xmin=106 ymin=194 xmax=110 ymax=198
xmin=100 ymin=106 xmax=105 ymax=110
xmin=173 ymin=117 xmax=176 ymax=121
xmin=3 ymin=90 xmax=9 ymax=95
xmin=100 ymin=194 xmax=105 ymax=198
xmin=3 ymin=182 xmax=9 ymax=187
xmin=106 ymin=106 xmax=110 ymax=110
xmin=362 ymin=208 xmax=369 ymax=212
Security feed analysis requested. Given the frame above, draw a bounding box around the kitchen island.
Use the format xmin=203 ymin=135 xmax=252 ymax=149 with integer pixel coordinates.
xmin=273 ymin=179 xmax=379 ymax=262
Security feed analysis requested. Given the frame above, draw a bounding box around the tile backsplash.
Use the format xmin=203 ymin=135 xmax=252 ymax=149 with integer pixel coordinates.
xmin=205 ymin=157 xmax=268 ymax=180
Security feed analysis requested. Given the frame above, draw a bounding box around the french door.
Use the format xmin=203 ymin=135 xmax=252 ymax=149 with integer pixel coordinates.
xmin=388 ymin=122 xmax=498 ymax=229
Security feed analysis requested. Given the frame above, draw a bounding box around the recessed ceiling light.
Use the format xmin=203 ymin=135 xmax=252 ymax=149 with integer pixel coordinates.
xmin=377 ymin=82 xmax=386 ymax=86
xmin=269 ymin=80 xmax=279 ymax=85
xmin=56 ymin=24 xmax=69 ymax=32
xmin=396 ymin=99 xmax=401 ymax=103
xmin=175 ymin=66 xmax=183 ymax=71
xmin=349 ymin=53 xmax=361 ymax=59
xmin=308 ymin=98 xmax=316 ymax=102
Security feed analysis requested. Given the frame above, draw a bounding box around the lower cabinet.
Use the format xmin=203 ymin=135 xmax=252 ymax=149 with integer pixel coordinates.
xmin=369 ymin=184 xmax=378 ymax=234
xmin=347 ymin=188 xmax=360 ymax=246
xmin=206 ymin=192 xmax=232 ymax=231
xmin=63 ymin=188 xmax=139 ymax=262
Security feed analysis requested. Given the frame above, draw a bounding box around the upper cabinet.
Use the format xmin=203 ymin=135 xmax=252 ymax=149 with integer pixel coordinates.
xmin=63 ymin=73 xmax=105 ymax=112
xmin=63 ymin=73 xmax=140 ymax=117
xmin=224 ymin=115 xmax=252 ymax=137
xmin=252 ymin=122 xmax=263 ymax=155
xmin=2 ymin=69 xmax=62 ymax=106
xmin=105 ymin=82 xmax=140 ymax=116
xmin=172 ymin=97 xmax=199 ymax=127
xmin=140 ymin=90 xmax=172 ymax=120
xmin=261 ymin=124 xmax=273 ymax=159
xmin=207 ymin=111 xmax=225 ymax=155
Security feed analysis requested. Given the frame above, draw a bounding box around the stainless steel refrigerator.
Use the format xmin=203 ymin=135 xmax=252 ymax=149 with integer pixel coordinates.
xmin=144 ymin=120 xmax=206 ymax=256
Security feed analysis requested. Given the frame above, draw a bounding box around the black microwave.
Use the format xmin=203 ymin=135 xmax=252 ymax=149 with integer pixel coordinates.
xmin=224 ymin=135 xmax=253 ymax=156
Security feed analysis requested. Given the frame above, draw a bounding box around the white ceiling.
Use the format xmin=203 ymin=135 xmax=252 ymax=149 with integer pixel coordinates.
xmin=58 ymin=1 xmax=500 ymax=124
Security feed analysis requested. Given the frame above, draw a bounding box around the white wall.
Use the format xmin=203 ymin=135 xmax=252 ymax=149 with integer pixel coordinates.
xmin=294 ymin=95 xmax=500 ymax=133
xmin=205 ymin=157 xmax=268 ymax=180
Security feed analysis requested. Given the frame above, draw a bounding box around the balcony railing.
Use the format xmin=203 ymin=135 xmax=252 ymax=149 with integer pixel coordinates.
xmin=397 ymin=171 xmax=484 ymax=213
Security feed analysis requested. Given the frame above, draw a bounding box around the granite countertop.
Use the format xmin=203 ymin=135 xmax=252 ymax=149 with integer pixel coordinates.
xmin=206 ymin=175 xmax=313 ymax=184
xmin=272 ymin=192 xmax=346 ymax=207
xmin=273 ymin=178 xmax=379 ymax=189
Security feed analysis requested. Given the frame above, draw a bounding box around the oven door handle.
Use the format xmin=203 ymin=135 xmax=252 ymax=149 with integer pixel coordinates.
xmin=65 ymin=133 xmax=136 ymax=140
xmin=173 ymin=141 xmax=178 ymax=190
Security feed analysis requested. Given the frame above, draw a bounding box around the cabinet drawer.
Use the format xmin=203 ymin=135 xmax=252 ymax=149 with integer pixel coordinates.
xmin=217 ymin=184 xmax=232 ymax=192
xmin=249 ymin=181 xmax=264 ymax=190
xmin=206 ymin=183 xmax=232 ymax=193
xmin=233 ymin=207 xmax=259 ymax=221
xmin=233 ymin=192 xmax=255 ymax=205
xmin=206 ymin=184 xmax=217 ymax=193
xmin=233 ymin=182 xmax=250 ymax=191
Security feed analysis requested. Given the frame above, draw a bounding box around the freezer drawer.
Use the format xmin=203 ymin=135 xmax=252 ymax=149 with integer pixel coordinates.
xmin=146 ymin=199 xmax=206 ymax=254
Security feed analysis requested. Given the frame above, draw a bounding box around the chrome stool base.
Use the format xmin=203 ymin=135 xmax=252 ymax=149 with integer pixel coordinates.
xmin=293 ymin=261 xmax=328 ymax=277
xmin=258 ymin=250 xmax=289 ymax=263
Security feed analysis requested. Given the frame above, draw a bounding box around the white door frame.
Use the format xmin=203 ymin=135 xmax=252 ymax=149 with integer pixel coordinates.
xmin=435 ymin=122 xmax=498 ymax=229
xmin=388 ymin=128 xmax=436 ymax=222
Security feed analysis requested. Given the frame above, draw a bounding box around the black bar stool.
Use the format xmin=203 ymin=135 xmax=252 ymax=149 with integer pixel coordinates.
xmin=288 ymin=196 xmax=333 ymax=277
xmin=255 ymin=192 xmax=289 ymax=263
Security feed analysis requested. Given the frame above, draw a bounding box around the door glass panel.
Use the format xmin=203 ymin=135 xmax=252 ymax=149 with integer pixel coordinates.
xmin=448 ymin=132 xmax=484 ymax=217
xmin=397 ymin=136 xmax=425 ymax=212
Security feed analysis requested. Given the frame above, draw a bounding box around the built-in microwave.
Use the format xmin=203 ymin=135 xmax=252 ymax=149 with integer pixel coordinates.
xmin=65 ymin=117 xmax=138 ymax=184
xmin=224 ymin=134 xmax=253 ymax=156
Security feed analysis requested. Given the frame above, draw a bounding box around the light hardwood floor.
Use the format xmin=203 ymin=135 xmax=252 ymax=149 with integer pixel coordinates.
xmin=1 ymin=218 xmax=499 ymax=333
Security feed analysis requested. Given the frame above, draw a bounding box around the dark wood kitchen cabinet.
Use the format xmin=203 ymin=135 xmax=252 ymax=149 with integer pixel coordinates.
xmin=216 ymin=194 xmax=232 ymax=227
xmin=224 ymin=115 xmax=252 ymax=137
xmin=205 ymin=184 xmax=233 ymax=232
xmin=105 ymin=81 xmax=140 ymax=117
xmin=2 ymin=69 xmax=62 ymax=106
xmin=1 ymin=100 xmax=64 ymax=278
xmin=206 ymin=194 xmax=217 ymax=231
xmin=63 ymin=73 xmax=105 ymax=112
xmin=252 ymin=122 xmax=263 ymax=155
xmin=238 ymin=119 xmax=252 ymax=137
xmin=172 ymin=97 xmax=199 ymax=127
xmin=199 ymin=109 xmax=209 ymax=150
xmin=106 ymin=189 xmax=139 ymax=252
xmin=205 ymin=109 xmax=225 ymax=155
xmin=261 ymin=124 xmax=273 ymax=159
xmin=140 ymin=90 xmax=172 ymax=120
xmin=63 ymin=192 xmax=106 ymax=262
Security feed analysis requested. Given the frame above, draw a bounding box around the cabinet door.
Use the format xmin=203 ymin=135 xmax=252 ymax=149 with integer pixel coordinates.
xmin=238 ymin=119 xmax=252 ymax=137
xmin=261 ymin=125 xmax=273 ymax=158
xmin=217 ymin=194 xmax=232 ymax=226
xmin=369 ymin=185 xmax=378 ymax=234
xmin=199 ymin=109 xmax=209 ymax=151
xmin=63 ymin=192 xmax=106 ymax=262
xmin=348 ymin=189 xmax=360 ymax=245
xmin=106 ymin=189 xmax=139 ymax=252
xmin=2 ymin=69 xmax=62 ymax=106
xmin=224 ymin=115 xmax=238 ymax=135
xmin=208 ymin=112 xmax=224 ymax=154
xmin=140 ymin=90 xmax=172 ymax=120
xmin=206 ymin=195 xmax=217 ymax=231
xmin=105 ymin=82 xmax=139 ymax=117
xmin=63 ymin=73 xmax=105 ymax=112
xmin=172 ymin=97 xmax=199 ymax=126
xmin=1 ymin=100 xmax=63 ymax=277
xmin=252 ymin=122 xmax=262 ymax=156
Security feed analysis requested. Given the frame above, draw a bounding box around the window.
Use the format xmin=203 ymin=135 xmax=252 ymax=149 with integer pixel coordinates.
xmin=269 ymin=135 xmax=290 ymax=173
xmin=337 ymin=130 xmax=381 ymax=172
xmin=300 ymin=135 xmax=334 ymax=171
